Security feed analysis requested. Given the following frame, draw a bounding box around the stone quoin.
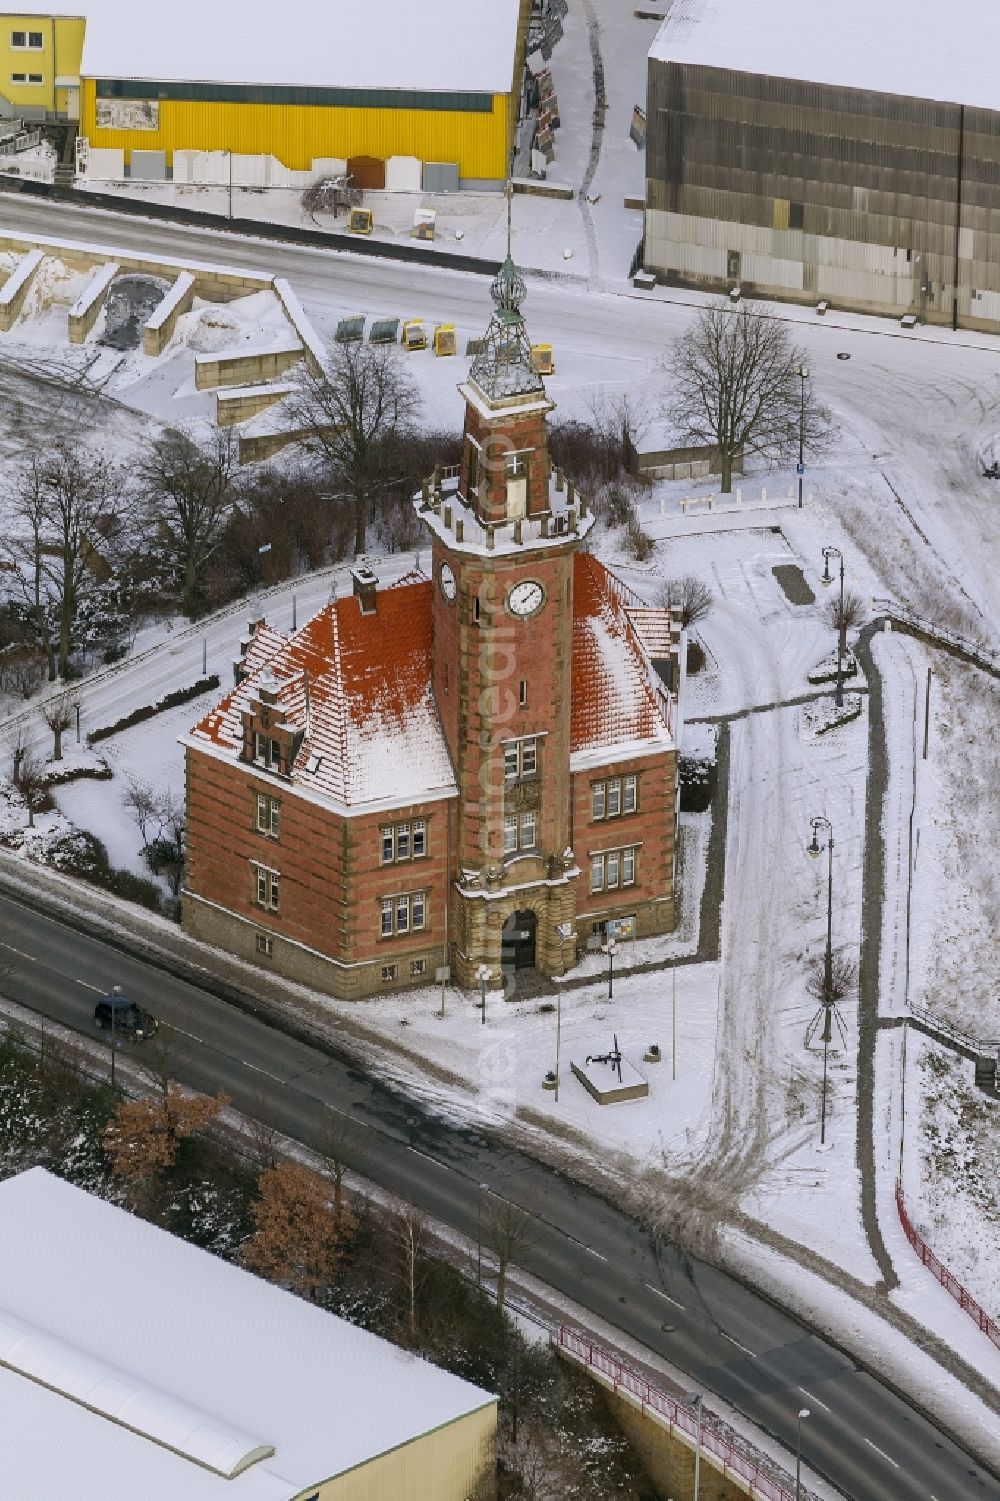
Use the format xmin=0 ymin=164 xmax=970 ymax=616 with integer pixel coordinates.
xmin=181 ymin=255 xmax=682 ymax=998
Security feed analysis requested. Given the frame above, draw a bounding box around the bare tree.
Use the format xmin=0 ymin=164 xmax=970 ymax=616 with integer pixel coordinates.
xmin=41 ymin=692 xmax=77 ymax=761
xmin=806 ymin=950 xmax=857 ymax=1009
xmin=16 ymin=752 xmax=46 ymax=827
xmin=289 ymin=341 xmax=422 ymax=556
xmin=5 ymin=721 xmax=31 ymax=788
xmin=585 ymin=388 xmax=654 ymax=473
xmin=662 ymin=575 xmax=714 ymax=629
xmin=391 ymin=1200 xmax=431 ymax=1340
xmin=123 ymin=776 xmax=158 ymax=848
xmin=824 ymin=587 xmax=866 ymax=636
xmin=140 ymin=428 xmax=241 ymax=619
xmin=5 ymin=444 xmax=129 ymax=679
xmin=318 ymin=1107 xmax=361 ymax=1222
xmin=482 ymin=1195 xmax=540 ymax=1316
xmin=665 ymin=300 xmax=835 ymax=492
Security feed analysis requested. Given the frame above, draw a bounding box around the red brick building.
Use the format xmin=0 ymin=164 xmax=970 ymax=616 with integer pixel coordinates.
xmin=181 ymin=259 xmax=681 ymax=998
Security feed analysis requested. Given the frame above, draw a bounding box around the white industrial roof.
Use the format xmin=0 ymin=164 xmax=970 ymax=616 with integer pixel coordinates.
xmin=0 ymin=1169 xmax=495 ymax=1501
xmin=650 ymin=0 xmax=1000 ymax=111
xmin=26 ymin=0 xmax=521 ymax=93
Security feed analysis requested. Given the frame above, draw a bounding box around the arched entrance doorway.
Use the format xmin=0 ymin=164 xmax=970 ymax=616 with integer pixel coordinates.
xmin=501 ymin=909 xmax=537 ymax=970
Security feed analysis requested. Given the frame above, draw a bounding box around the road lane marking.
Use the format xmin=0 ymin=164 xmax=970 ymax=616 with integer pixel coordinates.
xmin=585 ymin=1246 xmax=608 ymax=1262
xmin=407 ymin=1146 xmax=441 ymax=1167
xmin=722 ymin=1332 xmax=755 ymax=1357
xmin=241 ymin=1060 xmax=286 ymax=1084
xmin=74 ymin=978 xmax=104 ymax=994
xmin=798 ymin=1387 xmax=832 ymax=1414
xmin=864 ymin=1438 xmax=899 ymax=1469
xmin=0 ymin=942 xmax=36 ymax=962
xmin=643 ymin=1282 xmax=686 ymax=1312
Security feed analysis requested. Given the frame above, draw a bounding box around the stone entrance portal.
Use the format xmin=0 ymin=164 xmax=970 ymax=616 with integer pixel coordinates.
xmin=501 ymin=909 xmax=537 ymax=970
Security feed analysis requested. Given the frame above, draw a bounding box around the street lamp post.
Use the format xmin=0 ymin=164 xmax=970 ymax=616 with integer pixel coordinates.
xmin=807 ymin=816 xmax=835 ymax=1145
xmin=795 ymin=1407 xmax=811 ymax=1500
xmin=476 ymin=965 xmax=490 ymax=1027
xmin=477 ymin=1181 xmax=488 ymax=1289
xmin=602 ymin=936 xmax=618 ymax=1002
xmin=683 ymin=1391 xmax=704 ymax=1501
xmin=554 ymin=986 xmax=562 ymax=1103
xmin=797 ymin=365 xmax=810 ymax=507
xmin=821 ymin=544 xmax=846 ymax=707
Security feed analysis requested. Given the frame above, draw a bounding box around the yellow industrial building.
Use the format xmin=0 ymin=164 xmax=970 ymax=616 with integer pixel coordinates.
xmin=1 ymin=0 xmax=528 ymax=184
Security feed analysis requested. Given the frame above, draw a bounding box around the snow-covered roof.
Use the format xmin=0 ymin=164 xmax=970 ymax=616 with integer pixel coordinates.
xmin=0 ymin=1169 xmax=495 ymax=1501
xmin=190 ymin=581 xmax=459 ymax=813
xmin=28 ymin=0 xmax=521 ymax=94
xmin=650 ymin=0 xmax=1000 ymax=111
xmin=572 ymin=555 xmax=675 ymax=761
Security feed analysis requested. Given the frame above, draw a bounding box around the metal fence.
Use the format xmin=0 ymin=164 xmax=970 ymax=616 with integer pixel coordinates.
xmin=872 ymin=597 xmax=999 ymax=677
xmin=555 ymin=1325 xmax=795 ymax=1501
xmin=895 ymin=1183 xmax=1000 ymax=1350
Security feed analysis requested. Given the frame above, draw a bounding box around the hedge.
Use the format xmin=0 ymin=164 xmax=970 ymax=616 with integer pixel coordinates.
xmin=88 ymin=675 xmax=220 ymax=745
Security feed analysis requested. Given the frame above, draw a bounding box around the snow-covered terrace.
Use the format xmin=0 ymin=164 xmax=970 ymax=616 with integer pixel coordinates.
xmin=414 ymin=468 xmax=596 ymax=558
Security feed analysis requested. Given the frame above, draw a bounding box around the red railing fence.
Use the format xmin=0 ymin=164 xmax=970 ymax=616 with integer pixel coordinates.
xmin=895 ymin=1181 xmax=1000 ymax=1351
xmin=555 ymin=1325 xmax=794 ymax=1501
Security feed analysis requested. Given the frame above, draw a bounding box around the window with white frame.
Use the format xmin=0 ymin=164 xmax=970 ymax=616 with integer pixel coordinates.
xmin=255 ymin=932 xmax=274 ymax=957
xmin=253 ymin=865 xmax=280 ymax=911
xmin=503 ymin=736 xmax=538 ymax=782
xmin=11 ymin=31 xmax=43 ymax=48
xmin=380 ymin=891 xmax=427 ymax=937
xmin=410 ymin=958 xmax=427 ymax=978
xmin=380 ymin=818 xmax=427 ymax=864
xmin=381 ymin=964 xmax=398 ymax=982
xmin=503 ymin=810 xmax=537 ymax=855
xmin=590 ymin=846 xmax=638 ymax=893
xmin=592 ymin=774 xmax=638 ymax=821
xmin=253 ymin=731 xmax=282 ymax=771
xmin=255 ymin=792 xmax=280 ymax=838
xmin=11 ymin=71 xmax=42 ymax=83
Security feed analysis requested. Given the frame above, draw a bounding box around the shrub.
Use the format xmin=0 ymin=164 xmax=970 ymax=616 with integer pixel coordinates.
xmin=88 ymin=676 xmax=220 ymax=745
xmin=687 ymin=639 xmax=706 ymax=675
xmin=623 ymin=518 xmax=655 ymax=561
xmin=679 ymin=754 xmax=716 ymax=813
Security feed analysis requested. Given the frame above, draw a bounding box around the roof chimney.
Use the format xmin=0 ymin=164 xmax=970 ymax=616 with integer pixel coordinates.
xmin=352 ymin=566 xmax=378 ymax=616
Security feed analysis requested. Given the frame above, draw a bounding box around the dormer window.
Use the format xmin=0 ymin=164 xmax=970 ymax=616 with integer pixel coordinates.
xmin=254 ymin=732 xmax=282 ymax=771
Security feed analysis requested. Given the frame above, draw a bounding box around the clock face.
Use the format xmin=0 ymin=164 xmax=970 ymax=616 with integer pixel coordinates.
xmin=439 ymin=562 xmax=457 ymax=602
xmin=507 ymin=579 xmax=545 ymax=618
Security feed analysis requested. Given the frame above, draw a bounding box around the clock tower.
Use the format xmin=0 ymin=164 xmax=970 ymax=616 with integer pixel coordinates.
xmin=415 ymin=249 xmax=594 ymax=989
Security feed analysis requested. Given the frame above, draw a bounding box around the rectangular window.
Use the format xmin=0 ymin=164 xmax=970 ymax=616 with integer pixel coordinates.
xmin=381 ymin=892 xmax=427 ymax=937
xmin=28 ymin=31 xmax=42 ymax=48
xmin=623 ymin=847 xmax=636 ymax=886
xmin=253 ymin=732 xmax=281 ymax=770
xmin=256 ymin=793 xmax=280 ymax=838
xmin=11 ymin=30 xmax=25 ymax=46
xmin=10 ymin=72 xmax=25 ymax=82
xmin=396 ymin=822 xmax=410 ymax=862
xmin=607 ymin=851 xmax=621 ymax=888
xmin=410 ymin=958 xmax=426 ymax=978
xmin=381 ymin=898 xmax=393 ymax=937
xmin=412 ymin=892 xmax=426 ymax=930
xmin=254 ymin=867 xmax=279 ymax=911
xmin=623 ymin=775 xmax=637 ymax=814
xmin=27 ymin=72 xmax=41 ymax=83
xmin=381 ymin=819 xmax=427 ymax=863
xmin=468 ymin=446 xmax=479 ymax=492
xmin=396 ymin=895 xmax=410 ymax=934
xmin=594 ymin=776 xmax=638 ymax=820
xmin=591 ymin=855 xmax=604 ymax=893
xmin=381 ymin=826 xmax=395 ymax=864
xmin=519 ymin=679 xmax=527 ymax=709
xmin=504 ymin=814 xmax=518 ymax=854
xmin=521 ymin=738 xmax=537 ymax=777
xmin=504 ymin=743 xmax=519 ymax=782
xmin=473 ymin=595 xmax=481 ymax=624
xmin=412 ymin=819 xmax=426 ymax=858
xmin=255 ymin=932 xmax=274 ymax=957
xmin=381 ymin=963 xmax=398 ymax=983
xmin=592 ymin=781 xmax=606 ymax=820
xmin=607 ymin=780 xmax=621 ymax=818
xmin=520 ymin=810 xmax=537 ymax=849
xmin=505 ymin=452 xmax=528 ymax=479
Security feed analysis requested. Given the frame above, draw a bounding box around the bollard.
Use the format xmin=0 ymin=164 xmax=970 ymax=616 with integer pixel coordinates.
xmin=735 ymin=487 xmax=742 ymax=506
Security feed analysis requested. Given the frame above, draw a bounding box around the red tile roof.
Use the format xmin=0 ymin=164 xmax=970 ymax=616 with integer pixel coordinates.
xmin=571 ymin=553 xmax=675 ymax=760
xmin=189 ymin=582 xmax=457 ymax=809
xmin=188 ymin=556 xmax=674 ymax=808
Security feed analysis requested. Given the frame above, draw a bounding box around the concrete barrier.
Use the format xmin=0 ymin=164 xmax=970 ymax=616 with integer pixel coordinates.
xmin=68 ymin=261 xmax=119 ymax=344
xmin=0 ymin=246 xmax=43 ymax=330
xmin=194 ymin=339 xmax=303 ymax=392
xmin=273 ymin=277 xmax=326 ymax=375
xmin=216 ymin=381 xmax=295 ymax=427
xmin=143 ymin=271 xmax=196 ymax=356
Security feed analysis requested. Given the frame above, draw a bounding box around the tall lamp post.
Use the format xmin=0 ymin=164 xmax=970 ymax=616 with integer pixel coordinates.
xmin=797 ymin=364 xmax=810 ymax=507
xmin=476 ymin=964 xmax=491 ymax=1027
xmin=602 ymin=936 xmax=618 ymax=1002
xmin=683 ymin=1391 xmax=704 ymax=1501
xmin=807 ymin=815 xmax=835 ymax=1145
xmin=795 ymin=1407 xmax=811 ymax=1500
xmin=821 ymin=544 xmax=846 ymax=707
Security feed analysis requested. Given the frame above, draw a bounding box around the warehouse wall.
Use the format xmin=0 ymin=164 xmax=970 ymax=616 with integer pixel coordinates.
xmin=302 ymin=1403 xmax=497 ymax=1501
xmin=645 ymin=59 xmax=1000 ymax=329
xmin=0 ymin=12 xmax=84 ymax=115
xmin=80 ymin=80 xmax=512 ymax=179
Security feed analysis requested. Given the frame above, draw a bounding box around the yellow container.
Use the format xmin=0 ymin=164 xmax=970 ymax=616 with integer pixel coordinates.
xmin=433 ymin=324 xmax=457 ymax=356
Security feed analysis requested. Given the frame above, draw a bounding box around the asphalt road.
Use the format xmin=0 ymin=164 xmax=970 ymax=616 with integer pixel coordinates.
xmin=0 ymin=881 xmax=994 ymax=1501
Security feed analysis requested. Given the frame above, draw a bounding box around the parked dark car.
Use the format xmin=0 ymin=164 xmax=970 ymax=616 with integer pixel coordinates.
xmin=94 ymin=990 xmax=158 ymax=1042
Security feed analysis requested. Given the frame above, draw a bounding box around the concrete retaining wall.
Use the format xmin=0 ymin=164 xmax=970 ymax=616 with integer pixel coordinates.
xmin=273 ymin=277 xmax=325 ymax=375
xmin=194 ymin=340 xmax=303 ymax=392
xmin=216 ymin=382 xmax=294 ymax=427
xmin=68 ymin=261 xmax=119 ymax=344
xmin=0 ymin=229 xmax=272 ymax=303
xmin=143 ymin=270 xmax=196 ymax=356
xmin=0 ymin=246 xmax=43 ymax=330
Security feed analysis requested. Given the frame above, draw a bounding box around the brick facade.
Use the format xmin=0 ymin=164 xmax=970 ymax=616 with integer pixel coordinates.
xmin=183 ymin=271 xmax=680 ymax=1001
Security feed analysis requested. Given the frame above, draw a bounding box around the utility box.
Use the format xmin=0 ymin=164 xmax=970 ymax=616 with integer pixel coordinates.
xmin=402 ymin=319 xmax=428 ymax=351
xmin=433 ymin=323 xmax=457 ymax=356
xmin=531 ymin=343 xmax=555 ymax=375
xmin=348 ymin=208 xmax=373 ymax=235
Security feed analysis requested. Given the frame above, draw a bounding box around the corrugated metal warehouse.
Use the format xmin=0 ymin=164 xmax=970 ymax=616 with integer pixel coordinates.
xmin=2 ymin=0 xmax=528 ymax=186
xmin=644 ymin=0 xmax=1000 ymax=330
